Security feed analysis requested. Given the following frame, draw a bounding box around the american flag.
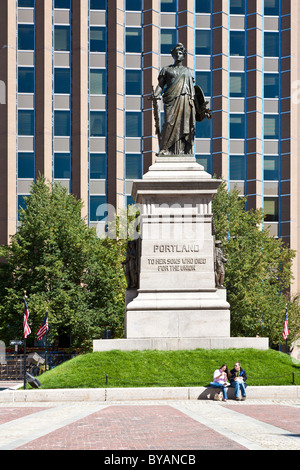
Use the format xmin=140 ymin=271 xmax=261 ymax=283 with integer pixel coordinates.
xmin=23 ymin=298 xmax=31 ymax=339
xmin=282 ymin=307 xmax=290 ymax=340
xmin=37 ymin=311 xmax=49 ymax=341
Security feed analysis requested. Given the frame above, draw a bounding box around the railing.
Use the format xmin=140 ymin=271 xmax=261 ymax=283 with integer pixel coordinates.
xmin=0 ymin=352 xmax=76 ymax=381
xmin=1 ymin=355 xmax=299 ymax=387
xmin=102 ymin=371 xmax=300 ymax=388
xmin=0 ymin=356 xmax=24 ymax=380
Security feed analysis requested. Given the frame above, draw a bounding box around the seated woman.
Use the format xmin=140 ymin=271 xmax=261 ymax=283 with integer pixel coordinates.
xmin=210 ymin=364 xmax=231 ymax=401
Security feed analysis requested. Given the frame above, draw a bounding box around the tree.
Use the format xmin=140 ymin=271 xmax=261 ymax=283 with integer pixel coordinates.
xmin=0 ymin=177 xmax=127 ymax=349
xmin=212 ymin=181 xmax=300 ymax=347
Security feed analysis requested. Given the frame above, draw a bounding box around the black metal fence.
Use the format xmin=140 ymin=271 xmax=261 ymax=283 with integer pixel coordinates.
xmin=0 ymin=352 xmax=76 ymax=381
xmin=102 ymin=370 xmax=300 ymax=388
xmin=0 ymin=355 xmax=24 ymax=380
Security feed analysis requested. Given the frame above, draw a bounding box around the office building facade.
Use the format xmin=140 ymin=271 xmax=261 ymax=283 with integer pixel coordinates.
xmin=0 ymin=0 xmax=300 ymax=291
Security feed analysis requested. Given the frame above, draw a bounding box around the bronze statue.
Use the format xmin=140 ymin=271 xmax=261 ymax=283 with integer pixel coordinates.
xmin=215 ymin=241 xmax=228 ymax=288
xmin=122 ymin=240 xmax=139 ymax=289
xmin=151 ymin=43 xmax=211 ymax=155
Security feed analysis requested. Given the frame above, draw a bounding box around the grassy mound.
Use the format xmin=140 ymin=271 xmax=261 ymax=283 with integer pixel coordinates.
xmin=35 ymin=348 xmax=300 ymax=389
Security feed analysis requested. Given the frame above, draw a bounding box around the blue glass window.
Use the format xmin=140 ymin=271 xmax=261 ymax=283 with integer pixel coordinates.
xmin=18 ymin=25 xmax=34 ymax=51
xmin=195 ymin=0 xmax=210 ymax=13
xmin=54 ymin=0 xmax=70 ymax=7
xmin=196 ymin=155 xmax=211 ymax=174
xmin=18 ymin=153 xmax=34 ymax=178
xmin=127 ymin=196 xmax=135 ymax=207
xmin=195 ymin=72 xmax=211 ymax=97
xmin=18 ymin=110 xmax=34 ymax=135
xmin=161 ymin=0 xmax=177 ymax=12
xmin=264 ymin=197 xmax=278 ymax=222
xmin=18 ymin=0 xmax=34 ymax=6
xmin=126 ymin=112 xmax=142 ymax=137
xmin=126 ymin=70 xmax=142 ymax=95
xmin=54 ymin=153 xmax=71 ymax=178
xmin=264 ymin=0 xmax=280 ymax=16
xmin=90 ymin=154 xmax=106 ymax=179
xmin=90 ymin=0 xmax=106 ymax=9
xmin=18 ymin=68 xmax=34 ymax=93
xmin=126 ymin=154 xmax=142 ymax=179
xmin=264 ymin=32 xmax=279 ymax=57
xmin=18 ymin=195 xmax=29 ymax=221
xmin=264 ymin=115 xmax=279 ymax=139
xmin=90 ymin=111 xmax=106 ymax=136
xmin=230 ymin=0 xmax=245 ymax=14
xmin=54 ymin=26 xmax=70 ymax=51
xmin=230 ymin=31 xmax=245 ymax=56
xmin=161 ymin=29 xmax=177 ymax=55
xmin=264 ymin=74 xmax=279 ymax=99
xmin=126 ymin=0 xmax=142 ymax=10
xmin=90 ymin=27 xmax=106 ymax=52
xmin=264 ymin=156 xmax=279 ymax=180
xmin=195 ymin=30 xmax=211 ymax=55
xmin=230 ymin=114 xmax=245 ymax=139
xmin=54 ymin=111 xmax=71 ymax=136
xmin=126 ymin=28 xmax=142 ymax=53
xmin=90 ymin=196 xmax=107 ymax=221
xmin=230 ymin=73 xmax=245 ymax=97
xmin=54 ymin=68 xmax=71 ymax=94
xmin=230 ymin=155 xmax=245 ymax=180
xmin=196 ymin=118 xmax=211 ymax=139
xmin=90 ymin=69 xmax=106 ymax=94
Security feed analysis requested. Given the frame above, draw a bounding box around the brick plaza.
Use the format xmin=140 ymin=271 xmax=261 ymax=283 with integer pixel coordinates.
xmin=0 ymin=398 xmax=299 ymax=451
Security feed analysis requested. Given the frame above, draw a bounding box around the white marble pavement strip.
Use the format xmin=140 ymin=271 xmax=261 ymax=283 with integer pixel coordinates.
xmin=0 ymin=403 xmax=108 ymax=450
xmin=173 ymin=402 xmax=300 ymax=451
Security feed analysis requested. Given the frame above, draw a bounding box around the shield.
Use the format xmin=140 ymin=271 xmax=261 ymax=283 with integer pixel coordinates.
xmin=195 ymin=84 xmax=205 ymax=107
xmin=194 ymin=84 xmax=211 ymax=122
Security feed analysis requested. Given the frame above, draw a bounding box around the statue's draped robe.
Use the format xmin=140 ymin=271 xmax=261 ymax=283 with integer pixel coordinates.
xmin=158 ymin=65 xmax=196 ymax=154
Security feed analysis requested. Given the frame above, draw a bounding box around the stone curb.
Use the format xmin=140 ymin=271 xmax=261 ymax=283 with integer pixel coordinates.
xmin=0 ymin=385 xmax=299 ymax=403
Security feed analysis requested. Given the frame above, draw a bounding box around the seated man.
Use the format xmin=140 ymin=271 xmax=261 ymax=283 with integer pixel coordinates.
xmin=230 ymin=362 xmax=247 ymax=401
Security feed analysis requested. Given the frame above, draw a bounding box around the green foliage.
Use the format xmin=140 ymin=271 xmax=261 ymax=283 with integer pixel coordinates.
xmin=212 ymin=182 xmax=300 ymax=346
xmin=36 ymin=349 xmax=300 ymax=389
xmin=1 ymin=176 xmax=299 ymax=351
xmin=0 ymin=177 xmax=127 ymax=347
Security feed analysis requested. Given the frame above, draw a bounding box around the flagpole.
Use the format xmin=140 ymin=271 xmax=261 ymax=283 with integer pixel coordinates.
xmin=45 ymin=310 xmax=48 ymax=372
xmin=282 ymin=303 xmax=289 ymax=355
xmin=23 ymin=290 xmax=27 ymax=391
xmin=286 ymin=317 xmax=288 ymax=354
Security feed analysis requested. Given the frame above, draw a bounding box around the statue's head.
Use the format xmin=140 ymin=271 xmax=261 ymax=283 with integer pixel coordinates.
xmin=171 ymin=43 xmax=187 ymax=59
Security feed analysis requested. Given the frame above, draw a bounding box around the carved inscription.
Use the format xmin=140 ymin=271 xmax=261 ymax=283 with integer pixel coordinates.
xmin=148 ymin=244 xmax=207 ymax=272
xmin=153 ymin=244 xmax=200 ymax=253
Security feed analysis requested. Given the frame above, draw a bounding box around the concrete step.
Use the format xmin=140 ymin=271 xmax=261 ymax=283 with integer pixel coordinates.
xmin=0 ymin=385 xmax=299 ymax=402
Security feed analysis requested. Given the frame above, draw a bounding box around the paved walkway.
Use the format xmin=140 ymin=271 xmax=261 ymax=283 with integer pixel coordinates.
xmin=0 ymin=399 xmax=299 ymax=451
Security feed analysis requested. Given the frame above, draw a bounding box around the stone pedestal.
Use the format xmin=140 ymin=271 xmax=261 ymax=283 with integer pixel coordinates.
xmin=93 ymin=156 xmax=269 ymax=352
xmin=125 ymin=155 xmax=230 ymax=338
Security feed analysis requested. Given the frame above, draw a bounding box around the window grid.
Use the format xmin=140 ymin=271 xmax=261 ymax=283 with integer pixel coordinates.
xmin=88 ymin=0 xmax=108 ymax=223
xmin=17 ymin=1 xmax=36 ymax=222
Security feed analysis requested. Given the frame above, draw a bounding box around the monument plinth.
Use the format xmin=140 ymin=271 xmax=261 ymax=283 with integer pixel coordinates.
xmin=93 ymin=43 xmax=269 ymax=352
xmin=93 ymin=155 xmax=269 ymax=351
xmin=125 ymin=156 xmax=230 ymax=339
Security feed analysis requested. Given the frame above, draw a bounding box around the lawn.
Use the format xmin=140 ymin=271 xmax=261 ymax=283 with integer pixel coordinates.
xmin=35 ymin=348 xmax=300 ymax=389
